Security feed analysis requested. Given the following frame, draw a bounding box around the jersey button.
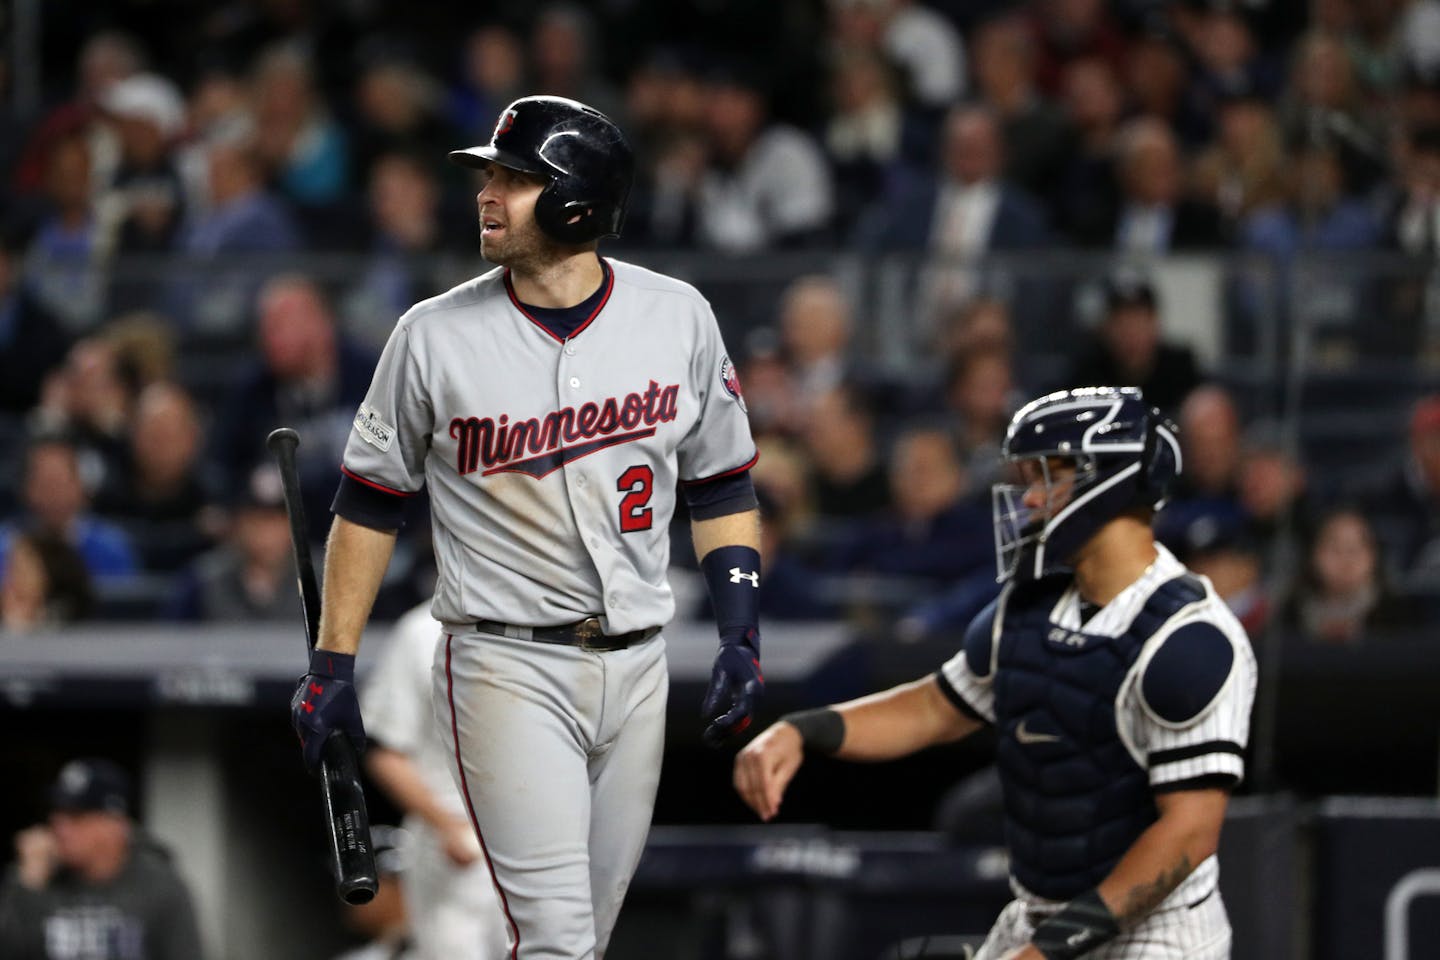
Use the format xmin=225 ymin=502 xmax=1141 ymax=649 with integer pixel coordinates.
xmin=588 ymin=538 xmax=599 ymax=549
xmin=569 ymin=377 xmax=580 ymax=389
xmin=564 ymin=345 xmax=575 ymax=356
xmin=576 ymin=474 xmax=587 ymax=487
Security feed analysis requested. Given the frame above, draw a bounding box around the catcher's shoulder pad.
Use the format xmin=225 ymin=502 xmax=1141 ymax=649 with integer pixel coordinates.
xmin=1139 ymin=620 xmax=1236 ymax=726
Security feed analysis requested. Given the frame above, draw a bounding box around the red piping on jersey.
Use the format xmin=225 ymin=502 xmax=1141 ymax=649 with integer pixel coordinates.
xmin=680 ymin=449 xmax=760 ymax=486
xmin=339 ymin=465 xmax=416 ymax=498
xmin=446 ymin=635 xmax=521 ymax=959
xmin=503 ymin=258 xmax=615 ymax=343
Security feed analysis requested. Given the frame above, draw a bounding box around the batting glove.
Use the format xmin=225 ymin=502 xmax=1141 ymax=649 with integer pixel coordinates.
xmin=290 ymin=649 xmax=366 ymax=772
xmin=701 ymin=628 xmax=764 ymax=748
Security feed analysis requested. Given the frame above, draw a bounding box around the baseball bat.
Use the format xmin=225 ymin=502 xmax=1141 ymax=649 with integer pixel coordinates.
xmin=266 ymin=427 xmax=379 ymax=906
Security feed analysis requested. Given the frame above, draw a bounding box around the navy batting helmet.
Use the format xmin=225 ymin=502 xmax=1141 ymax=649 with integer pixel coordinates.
xmin=449 ymin=95 xmax=634 ymax=245
xmin=992 ymin=386 xmax=1181 ymax=582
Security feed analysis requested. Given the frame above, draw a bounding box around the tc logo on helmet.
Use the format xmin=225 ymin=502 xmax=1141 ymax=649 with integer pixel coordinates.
xmin=720 ymin=356 xmax=746 ymax=412
xmin=494 ymin=109 xmax=517 ymax=140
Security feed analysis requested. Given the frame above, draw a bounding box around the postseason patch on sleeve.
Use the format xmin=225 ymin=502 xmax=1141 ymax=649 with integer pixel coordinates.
xmin=354 ymin=404 xmax=396 ymax=451
xmin=720 ymin=355 xmax=747 ymax=412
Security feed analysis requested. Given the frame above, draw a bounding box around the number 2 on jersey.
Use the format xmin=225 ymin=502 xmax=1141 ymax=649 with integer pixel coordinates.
xmin=617 ymin=465 xmax=653 ymax=532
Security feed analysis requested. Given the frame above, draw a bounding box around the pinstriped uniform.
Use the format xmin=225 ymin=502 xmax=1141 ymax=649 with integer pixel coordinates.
xmin=940 ymin=545 xmax=1257 ymax=959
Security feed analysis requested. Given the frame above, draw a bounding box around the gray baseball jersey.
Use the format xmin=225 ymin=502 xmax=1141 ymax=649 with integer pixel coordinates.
xmin=340 ymin=257 xmax=757 ymax=632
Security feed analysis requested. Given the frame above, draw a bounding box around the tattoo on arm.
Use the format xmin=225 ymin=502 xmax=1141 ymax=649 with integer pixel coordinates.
xmin=1117 ymin=854 xmax=1192 ymax=926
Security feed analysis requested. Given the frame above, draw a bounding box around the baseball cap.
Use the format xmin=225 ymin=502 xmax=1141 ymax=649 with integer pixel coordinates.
xmin=98 ymin=73 xmax=187 ymax=139
xmin=49 ymin=758 xmax=132 ymax=816
xmin=234 ymin=463 xmax=287 ymax=511
xmin=1104 ymin=269 xmax=1159 ymax=312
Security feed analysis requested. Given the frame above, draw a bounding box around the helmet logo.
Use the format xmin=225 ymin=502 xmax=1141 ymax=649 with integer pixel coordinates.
xmin=493 ymin=109 xmax=517 ymax=141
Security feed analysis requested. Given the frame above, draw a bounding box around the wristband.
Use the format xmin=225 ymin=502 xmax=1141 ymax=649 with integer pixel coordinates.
xmin=782 ymin=708 xmax=845 ymax=755
xmin=700 ymin=544 xmax=762 ymax=648
xmin=1031 ymin=888 xmax=1120 ymax=959
xmin=308 ymin=649 xmax=356 ymax=682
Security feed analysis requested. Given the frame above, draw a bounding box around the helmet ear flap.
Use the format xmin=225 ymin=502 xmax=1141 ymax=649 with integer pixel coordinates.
xmin=1139 ymin=408 xmax=1179 ymax=505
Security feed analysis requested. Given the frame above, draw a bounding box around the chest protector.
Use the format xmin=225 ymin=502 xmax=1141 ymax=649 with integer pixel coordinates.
xmin=993 ymin=573 xmax=1206 ymax=901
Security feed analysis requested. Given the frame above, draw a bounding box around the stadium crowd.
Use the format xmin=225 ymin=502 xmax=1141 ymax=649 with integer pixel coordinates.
xmin=2 ymin=0 xmax=1440 ymax=650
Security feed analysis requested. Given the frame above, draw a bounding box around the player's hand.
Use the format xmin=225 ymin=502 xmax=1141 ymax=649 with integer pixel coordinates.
xmin=439 ymin=815 xmax=483 ymax=867
xmin=733 ymin=721 xmax=804 ymax=821
xmin=290 ymin=649 xmax=366 ymax=772
xmin=701 ymin=631 xmax=763 ymax=747
xmin=15 ymin=825 xmax=58 ymax=890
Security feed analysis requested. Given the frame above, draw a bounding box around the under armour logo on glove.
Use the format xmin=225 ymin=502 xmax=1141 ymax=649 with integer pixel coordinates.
xmin=729 ymin=567 xmax=759 ymax=586
xmin=289 ymin=650 xmax=367 ymax=772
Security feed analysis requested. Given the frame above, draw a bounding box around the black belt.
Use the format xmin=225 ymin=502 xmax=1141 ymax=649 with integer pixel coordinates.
xmin=474 ymin=617 xmax=661 ymax=652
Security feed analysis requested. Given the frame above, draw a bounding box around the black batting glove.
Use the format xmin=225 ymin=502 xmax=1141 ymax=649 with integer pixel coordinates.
xmin=290 ymin=649 xmax=366 ymax=772
xmin=701 ymin=628 xmax=764 ymax=747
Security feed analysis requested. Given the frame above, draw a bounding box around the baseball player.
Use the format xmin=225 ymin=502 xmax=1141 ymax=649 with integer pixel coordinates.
xmin=735 ymin=387 xmax=1257 ymax=959
xmin=360 ymin=603 xmax=508 ymax=958
xmin=290 ymin=95 xmax=764 ymax=960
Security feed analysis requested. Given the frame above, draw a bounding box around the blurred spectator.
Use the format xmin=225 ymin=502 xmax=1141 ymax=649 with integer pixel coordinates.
xmin=1180 ymin=5 xmax=1284 ymax=144
xmin=1192 ymin=95 xmax=1290 ymax=241
xmin=211 ymin=274 xmax=375 ymax=543
xmin=95 ymin=73 xmax=189 ymax=280
xmin=802 ymin=383 xmax=893 ymax=521
xmin=1384 ymin=123 xmax=1440 ymax=257
xmin=1026 ymin=0 xmax=1129 ymax=96
xmin=827 ymin=0 xmax=967 ymax=110
xmin=746 ymin=477 xmax=837 ymax=621
xmin=1363 ymin=393 xmax=1440 ymax=591
xmin=828 ymin=426 xmax=992 ymax=587
xmin=858 ymin=104 xmax=1049 ymax=319
xmin=1121 ymin=31 xmax=1194 ymax=136
xmin=350 ymin=59 xmax=454 ymax=180
xmin=1062 ymin=270 xmax=1204 ymax=414
xmin=344 ymin=151 xmax=453 ymax=345
xmin=1054 ymin=57 xmax=1126 ymax=245
xmin=448 ymin=25 xmax=526 ymax=139
xmin=529 ymin=4 xmax=625 ymax=124
xmin=169 ymin=131 xmax=301 ymax=335
xmin=734 ymin=329 xmax=805 ymax=441
xmin=92 ymin=382 xmax=218 ymax=573
xmin=24 ymin=132 xmax=105 ymax=333
xmin=1244 ymin=141 xmax=1382 ymax=256
xmin=1102 ymin=117 xmax=1225 ymax=253
xmin=1279 ymin=30 xmax=1388 ymax=194
xmin=1155 ymin=383 xmax=1249 ymax=555
xmin=693 ymin=64 xmax=835 ymax=252
xmin=777 ymin=275 xmax=870 ymax=409
xmin=250 ymin=43 xmax=350 ymax=209
xmin=0 ymin=758 xmax=204 ymax=960
xmin=0 ymin=436 xmax=138 ymax=583
xmin=30 ymin=336 xmax=139 ymax=496
xmin=1176 ymin=518 xmax=1270 ymax=636
xmin=970 ymin=13 xmax=1071 ymax=202
xmin=933 ymin=295 xmax=1015 ymax=362
xmin=174 ymin=67 xmax=254 ymax=217
xmin=1236 ymin=420 xmax=1312 ymax=576
xmin=1278 ymin=505 xmax=1419 ymax=644
xmin=0 ymin=532 xmax=93 ymax=633
xmin=10 ymin=31 xmax=144 ymax=197
xmin=824 ymin=46 xmax=922 ymax=236
xmin=166 ymin=464 xmax=302 ymax=621
xmin=943 ymin=343 xmax=1018 ymax=490
xmin=0 ymin=229 xmax=69 ymax=415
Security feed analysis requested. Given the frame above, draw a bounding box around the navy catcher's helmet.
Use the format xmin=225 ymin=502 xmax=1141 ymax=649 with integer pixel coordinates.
xmin=992 ymin=386 xmax=1181 ymax=582
xmin=449 ymin=95 xmax=634 ymax=245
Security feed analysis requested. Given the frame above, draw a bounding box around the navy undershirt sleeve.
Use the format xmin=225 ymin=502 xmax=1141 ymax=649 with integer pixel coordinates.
xmin=683 ymin=471 xmax=759 ymax=520
xmin=333 ymin=473 xmax=408 ymax=531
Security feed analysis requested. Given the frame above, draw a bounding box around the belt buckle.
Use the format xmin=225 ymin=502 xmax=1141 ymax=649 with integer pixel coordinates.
xmin=575 ymin=616 xmax=605 ymax=651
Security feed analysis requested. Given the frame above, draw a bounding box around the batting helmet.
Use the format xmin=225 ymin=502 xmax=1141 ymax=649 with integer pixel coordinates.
xmin=992 ymin=386 xmax=1181 ymax=582
xmin=449 ymin=95 xmax=634 ymax=245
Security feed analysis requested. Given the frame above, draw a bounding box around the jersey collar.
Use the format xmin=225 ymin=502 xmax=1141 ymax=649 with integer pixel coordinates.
xmin=504 ymin=257 xmax=615 ymax=343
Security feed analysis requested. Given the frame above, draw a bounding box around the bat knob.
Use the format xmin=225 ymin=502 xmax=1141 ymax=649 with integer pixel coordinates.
xmin=266 ymin=427 xmax=300 ymax=453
